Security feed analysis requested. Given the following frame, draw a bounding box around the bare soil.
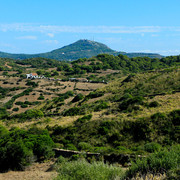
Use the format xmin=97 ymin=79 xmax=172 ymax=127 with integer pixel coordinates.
xmin=0 ymin=161 xmax=58 ymax=180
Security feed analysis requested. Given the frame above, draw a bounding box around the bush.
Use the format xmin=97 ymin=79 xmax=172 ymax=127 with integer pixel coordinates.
xmin=144 ymin=142 xmax=161 ymax=153
xmin=86 ymin=91 xmax=104 ymax=99
xmin=74 ymin=114 xmax=92 ymax=125
xmin=78 ymin=142 xmax=92 ymax=151
xmin=0 ymin=107 xmax=8 ymax=119
xmin=63 ymin=107 xmax=86 ymax=116
xmin=119 ymin=95 xmax=144 ymax=112
xmin=0 ymin=140 xmax=33 ymax=172
xmin=149 ymin=101 xmax=160 ymax=107
xmin=21 ymin=104 xmax=28 ymax=108
xmin=126 ymin=145 xmax=180 ymax=178
xmin=38 ymin=95 xmax=45 ymax=100
xmin=25 ymin=109 xmax=44 ymax=119
xmin=55 ymin=159 xmax=124 ymax=180
xmin=12 ymin=107 xmax=19 ymax=112
xmin=26 ymin=81 xmax=38 ymax=87
xmin=93 ymin=100 xmax=109 ymax=112
xmin=0 ymin=126 xmax=55 ymax=172
xmin=72 ymin=93 xmax=84 ymax=103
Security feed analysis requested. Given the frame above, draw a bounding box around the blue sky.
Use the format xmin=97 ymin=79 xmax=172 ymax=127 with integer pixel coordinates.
xmin=0 ymin=0 xmax=180 ymax=55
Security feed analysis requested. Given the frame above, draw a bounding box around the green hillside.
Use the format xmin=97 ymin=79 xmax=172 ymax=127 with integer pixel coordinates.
xmin=0 ymin=54 xmax=179 ymax=179
xmin=0 ymin=40 xmax=162 ymax=61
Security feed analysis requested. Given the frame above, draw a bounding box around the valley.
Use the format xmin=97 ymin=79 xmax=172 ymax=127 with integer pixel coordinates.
xmin=0 ymin=53 xmax=179 ymax=179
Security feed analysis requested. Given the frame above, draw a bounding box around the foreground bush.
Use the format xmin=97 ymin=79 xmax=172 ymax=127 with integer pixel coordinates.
xmin=126 ymin=145 xmax=180 ymax=179
xmin=55 ymin=159 xmax=125 ymax=180
xmin=0 ymin=126 xmax=55 ymax=172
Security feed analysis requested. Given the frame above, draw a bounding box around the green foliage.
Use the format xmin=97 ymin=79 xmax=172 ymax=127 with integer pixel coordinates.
xmin=0 ymin=126 xmax=55 ymax=172
xmin=0 ymin=40 xmax=163 ymax=61
xmin=78 ymin=142 xmax=92 ymax=151
xmin=26 ymin=80 xmax=38 ymax=87
xmin=63 ymin=100 xmax=108 ymax=116
xmin=4 ymin=88 xmax=33 ymax=109
xmin=119 ymin=95 xmax=144 ymax=112
xmin=148 ymin=101 xmax=160 ymax=108
xmin=72 ymin=93 xmax=84 ymax=103
xmin=63 ymin=107 xmax=86 ymax=116
xmin=55 ymin=159 xmax=124 ymax=180
xmin=38 ymin=94 xmax=45 ymax=100
xmin=74 ymin=114 xmax=92 ymax=125
xmin=85 ymin=91 xmax=104 ymax=100
xmin=127 ymin=145 xmax=180 ymax=178
xmin=12 ymin=107 xmax=19 ymax=112
xmin=51 ymin=109 xmax=180 ymax=153
xmin=25 ymin=109 xmax=44 ymax=119
xmin=0 ymin=107 xmax=8 ymax=119
xmin=144 ymin=142 xmax=162 ymax=153
xmin=16 ymin=57 xmax=66 ymax=68
xmin=12 ymin=109 xmax=44 ymax=121
xmin=57 ymin=91 xmax=74 ymax=101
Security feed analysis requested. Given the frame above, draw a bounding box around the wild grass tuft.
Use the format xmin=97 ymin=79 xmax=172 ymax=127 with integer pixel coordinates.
xmin=55 ymin=159 xmax=125 ymax=180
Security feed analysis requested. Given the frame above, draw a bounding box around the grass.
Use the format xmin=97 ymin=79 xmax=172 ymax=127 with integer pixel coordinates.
xmin=55 ymin=159 xmax=125 ymax=180
xmin=126 ymin=145 xmax=180 ymax=179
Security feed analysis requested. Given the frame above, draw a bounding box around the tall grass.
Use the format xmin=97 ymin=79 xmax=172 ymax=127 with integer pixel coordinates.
xmin=126 ymin=145 xmax=180 ymax=179
xmin=55 ymin=159 xmax=125 ymax=180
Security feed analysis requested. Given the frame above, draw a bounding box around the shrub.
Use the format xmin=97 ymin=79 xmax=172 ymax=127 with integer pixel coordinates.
xmin=0 ymin=140 xmax=33 ymax=172
xmin=93 ymin=100 xmax=109 ymax=112
xmin=38 ymin=95 xmax=45 ymax=100
xmin=21 ymin=104 xmax=28 ymax=108
xmin=25 ymin=109 xmax=44 ymax=119
xmin=15 ymin=101 xmax=24 ymax=106
xmin=63 ymin=107 xmax=86 ymax=116
xmin=12 ymin=107 xmax=19 ymax=112
xmin=55 ymin=159 xmax=124 ymax=180
xmin=65 ymin=144 xmax=77 ymax=151
xmin=0 ymin=126 xmax=55 ymax=172
xmin=119 ymin=95 xmax=144 ymax=112
xmin=126 ymin=145 xmax=180 ymax=178
xmin=0 ymin=107 xmax=8 ymax=119
xmin=57 ymin=91 xmax=74 ymax=102
xmin=74 ymin=114 xmax=92 ymax=125
xmin=78 ymin=142 xmax=92 ymax=151
xmin=144 ymin=142 xmax=161 ymax=153
xmin=86 ymin=91 xmax=104 ymax=99
xmin=72 ymin=93 xmax=84 ymax=103
xmin=149 ymin=101 xmax=160 ymax=107
xmin=26 ymin=81 xmax=38 ymax=87
xmin=33 ymin=135 xmax=55 ymax=160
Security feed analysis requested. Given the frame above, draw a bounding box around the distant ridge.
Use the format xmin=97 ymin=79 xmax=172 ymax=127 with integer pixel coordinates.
xmin=0 ymin=39 xmax=163 ymax=61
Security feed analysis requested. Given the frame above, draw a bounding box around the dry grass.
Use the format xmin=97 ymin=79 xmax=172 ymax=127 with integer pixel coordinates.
xmin=134 ymin=92 xmax=180 ymax=119
xmin=0 ymin=161 xmax=58 ymax=180
xmin=132 ymin=173 xmax=166 ymax=180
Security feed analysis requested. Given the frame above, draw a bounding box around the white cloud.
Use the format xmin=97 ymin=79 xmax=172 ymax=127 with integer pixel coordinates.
xmin=135 ymin=49 xmax=180 ymax=55
xmin=1 ymin=23 xmax=180 ymax=34
xmin=15 ymin=35 xmax=37 ymax=40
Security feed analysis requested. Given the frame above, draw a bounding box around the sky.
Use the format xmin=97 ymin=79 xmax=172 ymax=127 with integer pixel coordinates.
xmin=0 ymin=0 xmax=180 ymax=56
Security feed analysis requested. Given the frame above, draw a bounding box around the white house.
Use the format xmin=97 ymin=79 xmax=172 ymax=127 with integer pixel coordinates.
xmin=26 ymin=73 xmax=39 ymax=79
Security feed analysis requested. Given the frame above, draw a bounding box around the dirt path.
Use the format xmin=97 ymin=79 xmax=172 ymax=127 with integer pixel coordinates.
xmin=0 ymin=161 xmax=58 ymax=180
xmin=5 ymin=62 xmax=12 ymax=69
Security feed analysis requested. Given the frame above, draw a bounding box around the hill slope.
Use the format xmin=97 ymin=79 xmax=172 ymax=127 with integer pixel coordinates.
xmin=0 ymin=40 xmax=162 ymax=61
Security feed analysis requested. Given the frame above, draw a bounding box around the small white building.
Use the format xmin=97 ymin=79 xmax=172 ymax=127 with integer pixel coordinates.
xmin=26 ymin=73 xmax=39 ymax=79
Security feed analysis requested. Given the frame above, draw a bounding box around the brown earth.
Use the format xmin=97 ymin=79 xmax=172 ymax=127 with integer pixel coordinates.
xmin=0 ymin=161 xmax=58 ymax=180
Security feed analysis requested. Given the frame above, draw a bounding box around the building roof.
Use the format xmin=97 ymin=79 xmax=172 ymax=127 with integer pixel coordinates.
xmin=31 ymin=73 xmax=38 ymax=76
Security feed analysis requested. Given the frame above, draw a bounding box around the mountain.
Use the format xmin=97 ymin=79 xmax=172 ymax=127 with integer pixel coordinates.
xmin=0 ymin=39 xmax=163 ymax=61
